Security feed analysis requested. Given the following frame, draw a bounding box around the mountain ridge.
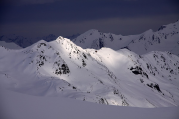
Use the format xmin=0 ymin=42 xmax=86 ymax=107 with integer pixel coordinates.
xmin=72 ymin=20 xmax=179 ymax=56
xmin=1 ymin=20 xmax=178 ymax=56
xmin=0 ymin=33 xmax=80 ymax=48
xmin=0 ymin=36 xmax=179 ymax=107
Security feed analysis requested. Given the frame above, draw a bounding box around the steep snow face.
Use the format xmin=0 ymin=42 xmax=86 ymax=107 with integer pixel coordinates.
xmin=72 ymin=21 xmax=179 ymax=56
xmin=0 ymin=41 xmax=22 ymax=49
xmin=0 ymin=36 xmax=179 ymax=107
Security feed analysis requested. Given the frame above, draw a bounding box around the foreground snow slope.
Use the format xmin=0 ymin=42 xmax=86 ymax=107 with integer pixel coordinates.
xmin=72 ymin=20 xmax=179 ymax=56
xmin=1 ymin=89 xmax=179 ymax=119
xmin=0 ymin=36 xmax=179 ymax=107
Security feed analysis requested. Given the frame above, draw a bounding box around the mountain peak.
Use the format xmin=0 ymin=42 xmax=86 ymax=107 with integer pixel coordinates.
xmin=143 ymin=29 xmax=153 ymax=34
xmin=56 ymin=36 xmax=71 ymax=44
xmin=86 ymin=29 xmax=99 ymax=32
xmin=82 ymin=29 xmax=100 ymax=35
xmin=57 ymin=36 xmax=65 ymax=40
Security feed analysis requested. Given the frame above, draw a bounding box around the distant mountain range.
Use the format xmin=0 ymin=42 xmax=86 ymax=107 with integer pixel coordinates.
xmin=0 ymin=34 xmax=56 ymax=48
xmin=1 ymin=20 xmax=178 ymax=57
xmin=0 ymin=33 xmax=80 ymax=48
xmin=0 ymin=36 xmax=179 ymax=107
xmin=72 ymin=20 xmax=179 ymax=56
xmin=0 ymin=41 xmax=22 ymax=49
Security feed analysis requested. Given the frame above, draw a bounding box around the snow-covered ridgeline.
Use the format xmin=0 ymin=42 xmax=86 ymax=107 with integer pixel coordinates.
xmin=0 ymin=36 xmax=179 ymax=107
xmin=72 ymin=20 xmax=179 ymax=56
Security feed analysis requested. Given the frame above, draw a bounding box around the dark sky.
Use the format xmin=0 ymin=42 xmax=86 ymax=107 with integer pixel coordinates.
xmin=0 ymin=0 xmax=179 ymax=37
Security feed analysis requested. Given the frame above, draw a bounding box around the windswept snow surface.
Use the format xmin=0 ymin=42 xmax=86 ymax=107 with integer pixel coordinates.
xmin=0 ymin=36 xmax=179 ymax=108
xmin=1 ymin=89 xmax=179 ymax=119
xmin=72 ymin=20 xmax=179 ymax=56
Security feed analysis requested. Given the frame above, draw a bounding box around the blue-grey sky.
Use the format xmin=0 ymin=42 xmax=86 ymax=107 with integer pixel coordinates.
xmin=0 ymin=0 xmax=179 ymax=37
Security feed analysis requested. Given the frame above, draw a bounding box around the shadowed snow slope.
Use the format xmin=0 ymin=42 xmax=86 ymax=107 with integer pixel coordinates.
xmin=0 ymin=36 xmax=179 ymax=108
xmin=72 ymin=20 xmax=179 ymax=56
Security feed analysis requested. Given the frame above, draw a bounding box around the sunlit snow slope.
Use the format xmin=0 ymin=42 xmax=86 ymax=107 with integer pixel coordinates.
xmin=72 ymin=20 xmax=179 ymax=56
xmin=0 ymin=36 xmax=179 ymax=107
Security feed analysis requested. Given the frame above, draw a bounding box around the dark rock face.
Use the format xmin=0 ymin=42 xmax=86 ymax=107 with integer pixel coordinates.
xmin=147 ymin=83 xmax=162 ymax=93
xmin=82 ymin=59 xmax=86 ymax=67
xmin=55 ymin=63 xmax=70 ymax=75
xmin=158 ymin=25 xmax=166 ymax=31
xmin=130 ymin=66 xmax=148 ymax=79
xmin=99 ymin=38 xmax=104 ymax=48
xmin=61 ymin=64 xmax=70 ymax=74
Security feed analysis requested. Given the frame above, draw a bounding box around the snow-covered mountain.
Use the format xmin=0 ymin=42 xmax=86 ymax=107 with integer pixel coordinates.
xmin=0 ymin=41 xmax=22 ymax=49
xmin=0 ymin=34 xmax=80 ymax=48
xmin=0 ymin=36 xmax=179 ymax=107
xmin=72 ymin=20 xmax=179 ymax=56
xmin=1 ymin=20 xmax=178 ymax=56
